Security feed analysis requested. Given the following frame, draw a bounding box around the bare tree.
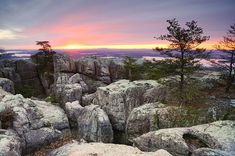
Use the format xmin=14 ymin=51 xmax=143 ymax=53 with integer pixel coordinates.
xmin=214 ymin=23 xmax=235 ymax=92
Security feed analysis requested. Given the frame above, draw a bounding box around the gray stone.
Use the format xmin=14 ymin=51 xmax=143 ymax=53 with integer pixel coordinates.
xmin=0 ymin=129 xmax=21 ymax=156
xmin=193 ymin=148 xmax=235 ymax=156
xmin=0 ymin=94 xmax=69 ymax=153
xmin=54 ymin=83 xmax=82 ymax=105
xmin=134 ymin=120 xmax=235 ymax=156
xmin=0 ymin=78 xmax=15 ymax=94
xmin=65 ymin=102 xmax=113 ymax=143
xmin=93 ymin=80 xmax=164 ymax=131
xmin=53 ymin=53 xmax=76 ymax=73
xmin=126 ymin=103 xmax=176 ymax=142
xmin=75 ymin=57 xmax=126 ymax=84
xmin=81 ymin=93 xmax=96 ymax=106
xmin=47 ymin=142 xmax=172 ymax=156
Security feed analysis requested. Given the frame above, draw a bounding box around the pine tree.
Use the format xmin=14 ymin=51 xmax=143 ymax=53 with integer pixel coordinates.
xmin=155 ymin=19 xmax=210 ymax=103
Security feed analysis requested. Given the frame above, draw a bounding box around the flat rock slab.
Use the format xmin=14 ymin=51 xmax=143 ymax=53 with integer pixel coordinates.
xmin=47 ymin=142 xmax=172 ymax=156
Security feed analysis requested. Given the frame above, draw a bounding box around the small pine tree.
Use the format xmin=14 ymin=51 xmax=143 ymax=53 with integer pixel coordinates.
xmin=214 ymin=23 xmax=235 ymax=92
xmin=123 ymin=56 xmax=138 ymax=81
xmin=155 ymin=19 xmax=210 ymax=104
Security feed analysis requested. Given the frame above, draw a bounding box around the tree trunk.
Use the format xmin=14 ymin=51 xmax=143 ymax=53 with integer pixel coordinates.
xmin=179 ymin=49 xmax=185 ymax=103
xmin=128 ymin=69 xmax=132 ymax=81
xmin=226 ymin=53 xmax=234 ymax=93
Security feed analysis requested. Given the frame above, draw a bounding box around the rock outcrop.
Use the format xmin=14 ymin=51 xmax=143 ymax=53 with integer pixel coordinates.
xmin=0 ymin=129 xmax=21 ymax=156
xmin=0 ymin=94 xmax=70 ymax=153
xmin=75 ymin=57 xmax=126 ymax=84
xmin=134 ymin=120 xmax=235 ymax=156
xmin=53 ymin=53 xmax=76 ymax=73
xmin=0 ymin=78 xmax=15 ymax=94
xmin=65 ymin=101 xmax=113 ymax=143
xmin=47 ymin=142 xmax=172 ymax=156
xmin=126 ymin=103 xmax=176 ymax=142
xmin=0 ymin=59 xmax=44 ymax=96
xmin=93 ymin=80 xmax=166 ymax=131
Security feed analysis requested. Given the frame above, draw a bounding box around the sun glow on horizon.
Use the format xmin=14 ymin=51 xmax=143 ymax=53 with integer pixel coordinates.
xmin=55 ymin=43 xmax=215 ymax=50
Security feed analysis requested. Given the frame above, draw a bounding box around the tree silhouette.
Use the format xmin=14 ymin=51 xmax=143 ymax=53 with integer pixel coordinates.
xmin=213 ymin=23 xmax=235 ymax=92
xmin=36 ymin=41 xmax=52 ymax=53
xmin=155 ymin=19 xmax=210 ymax=103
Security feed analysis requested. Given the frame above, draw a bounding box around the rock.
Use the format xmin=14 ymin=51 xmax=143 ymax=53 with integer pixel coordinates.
xmin=143 ymin=85 xmax=167 ymax=103
xmin=0 ymin=59 xmax=21 ymax=83
xmin=0 ymin=59 xmax=44 ymax=96
xmin=0 ymin=87 xmax=11 ymax=101
xmin=0 ymin=78 xmax=15 ymax=94
xmin=0 ymin=129 xmax=21 ymax=156
xmin=0 ymin=94 xmax=70 ymax=153
xmin=34 ymin=100 xmax=70 ymax=131
xmin=65 ymin=102 xmax=113 ymax=143
xmin=80 ymin=74 xmax=106 ymax=93
xmin=53 ymin=53 xmax=76 ymax=73
xmin=126 ymin=103 xmax=176 ymax=142
xmin=75 ymin=57 xmax=126 ymax=84
xmin=24 ymin=127 xmax=61 ymax=152
xmin=93 ymin=80 xmax=164 ymax=131
xmin=193 ymin=148 xmax=235 ymax=156
xmin=47 ymin=142 xmax=173 ymax=156
xmin=81 ymin=93 xmax=96 ymax=106
xmin=134 ymin=120 xmax=235 ymax=156
xmin=54 ymin=83 xmax=83 ymax=105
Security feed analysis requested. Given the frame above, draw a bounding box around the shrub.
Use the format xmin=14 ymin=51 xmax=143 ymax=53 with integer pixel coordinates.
xmin=45 ymin=95 xmax=57 ymax=103
xmin=15 ymin=85 xmax=34 ymax=98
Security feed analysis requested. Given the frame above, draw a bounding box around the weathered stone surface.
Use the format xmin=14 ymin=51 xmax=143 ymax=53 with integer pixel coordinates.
xmin=81 ymin=93 xmax=96 ymax=106
xmin=0 ymin=87 xmax=10 ymax=101
xmin=0 ymin=59 xmax=44 ymax=96
xmin=47 ymin=142 xmax=173 ymax=156
xmin=0 ymin=129 xmax=21 ymax=156
xmin=80 ymin=74 xmax=106 ymax=93
xmin=0 ymin=78 xmax=15 ymax=94
xmin=93 ymin=80 xmax=164 ymax=131
xmin=34 ymin=100 xmax=70 ymax=130
xmin=54 ymin=83 xmax=82 ymax=105
xmin=53 ymin=53 xmax=76 ymax=73
xmin=75 ymin=57 xmax=126 ymax=84
xmin=143 ymin=85 xmax=167 ymax=103
xmin=65 ymin=102 xmax=113 ymax=143
xmin=126 ymin=103 xmax=176 ymax=142
xmin=193 ymin=148 xmax=235 ymax=156
xmin=134 ymin=120 xmax=235 ymax=156
xmin=0 ymin=94 xmax=70 ymax=153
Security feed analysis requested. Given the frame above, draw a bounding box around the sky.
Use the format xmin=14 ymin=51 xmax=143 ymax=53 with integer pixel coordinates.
xmin=0 ymin=0 xmax=234 ymax=49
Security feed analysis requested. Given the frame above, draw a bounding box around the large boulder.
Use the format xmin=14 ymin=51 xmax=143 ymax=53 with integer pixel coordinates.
xmin=0 ymin=94 xmax=70 ymax=153
xmin=47 ymin=142 xmax=172 ymax=156
xmin=0 ymin=87 xmax=11 ymax=101
xmin=65 ymin=101 xmax=113 ymax=143
xmin=53 ymin=53 xmax=76 ymax=73
xmin=0 ymin=129 xmax=21 ymax=156
xmin=126 ymin=103 xmax=176 ymax=142
xmin=53 ymin=72 xmax=106 ymax=105
xmin=93 ymin=80 xmax=166 ymax=131
xmin=134 ymin=120 xmax=235 ymax=156
xmin=54 ymin=83 xmax=82 ymax=105
xmin=0 ymin=78 xmax=15 ymax=94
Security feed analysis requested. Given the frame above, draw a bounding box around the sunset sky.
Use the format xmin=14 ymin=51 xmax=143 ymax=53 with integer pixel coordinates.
xmin=0 ymin=0 xmax=234 ymax=49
